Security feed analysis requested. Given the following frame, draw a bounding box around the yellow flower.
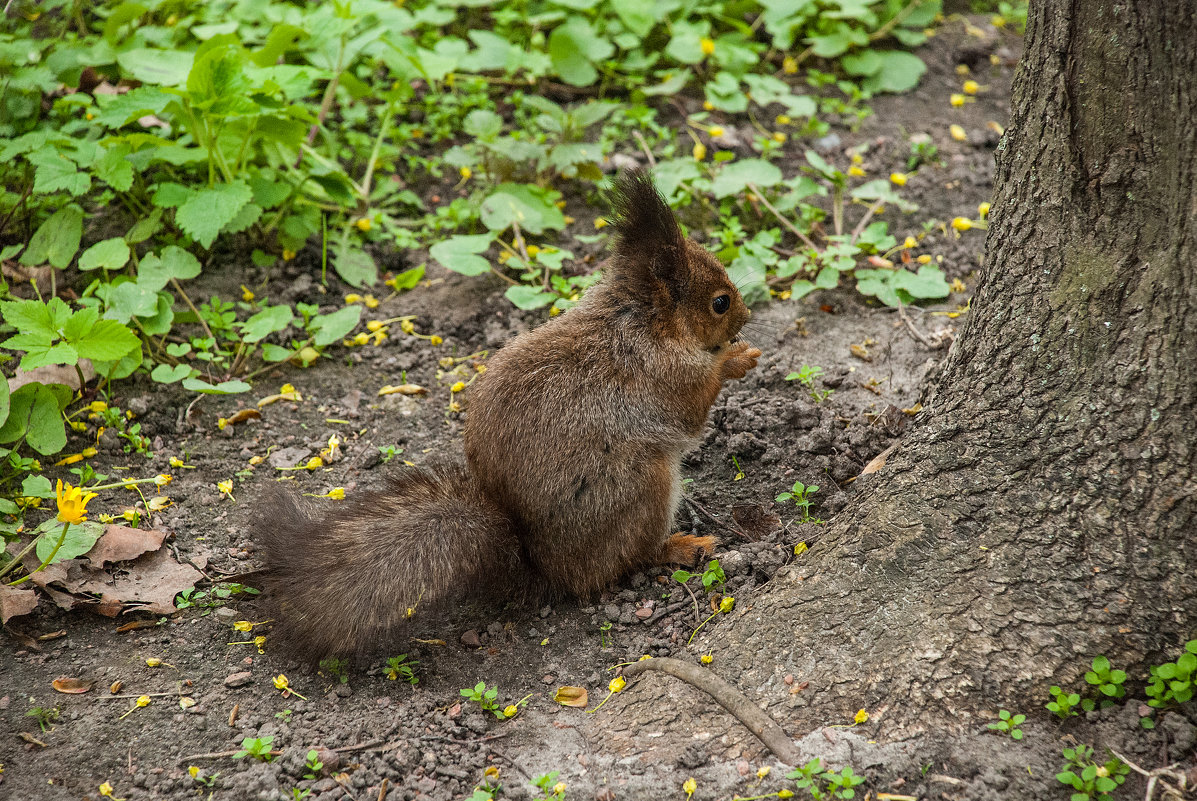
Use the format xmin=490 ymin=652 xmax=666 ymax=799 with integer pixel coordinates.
xmin=366 ymin=319 xmax=385 ymax=332
xmin=282 ymin=249 xmax=297 ymax=261
xmin=169 ymin=457 xmax=187 ymax=468
xmin=782 ymin=56 xmax=797 ymax=73
xmin=364 ymin=294 xmax=379 ymax=309
xmin=962 ymin=79 xmax=980 ymax=95
xmin=708 ymin=125 xmax=724 ymax=137
xmin=692 ymin=142 xmax=707 ymax=161
xmin=779 ymin=791 xmax=794 ymax=799
xmin=700 ymin=654 xmax=713 ymax=664
xmin=955 ymin=64 xmax=970 ymax=75
xmin=154 ymin=474 xmax=172 ymax=487
xmin=772 ymin=131 xmax=786 ymax=143
xmin=775 ymin=114 xmax=791 ymax=126
xmin=848 ymin=165 xmax=866 ymax=178
xmin=951 ymin=217 xmax=973 ymax=232
xmin=100 ymin=782 xmax=115 ymax=796
xmin=450 ymin=381 xmax=466 ymax=393
xmin=352 ymin=332 xmax=370 ymax=346
xmin=889 ymin=172 xmax=907 ymax=186
xmin=553 ymin=782 xmax=567 ymax=795
xmin=325 ymin=488 xmax=346 ymax=500
xmin=355 ymin=217 xmax=372 ymax=232
xmin=217 ymin=480 xmax=234 ymax=498
xmin=950 ymin=93 xmax=965 ymax=107
xmin=188 ymin=766 xmax=200 ymax=779
xmin=700 ymin=37 xmax=715 ymax=56
xmin=978 ymin=201 xmax=991 ymax=218
xmin=609 ymin=676 xmax=626 ymax=692
xmin=55 ymin=480 xmax=97 ymax=525
xmin=345 ymin=293 xmax=363 ymax=304
xmin=305 ymin=457 xmax=324 ymax=470
xmin=854 ymin=708 xmax=870 ymax=724
xmin=903 ymin=236 xmax=918 ymax=249
xmin=216 ymin=417 xmax=229 ymax=430
xmin=526 ymin=244 xmax=541 ymax=258
xmin=459 ymin=166 xmax=472 ymax=180
xmin=233 ymin=621 xmax=254 ymax=632
xmin=949 ymin=124 xmax=967 ymax=142
xmin=400 ymin=320 xmax=416 ymax=334
xmin=136 ymin=695 xmax=150 ymax=707
xmin=683 ymin=777 xmax=697 ymax=798
xmin=594 ymin=218 xmax=608 ymax=230
xmin=702 ymin=100 xmax=714 ymax=111
xmin=429 ymin=335 xmax=443 ymax=346
xmin=503 ymin=704 xmax=518 ymax=718
xmin=917 ymin=254 xmax=932 ymax=264
xmin=757 ymin=766 xmax=771 ymax=778
xmin=146 ymin=658 xmax=161 ymax=667
xmin=273 ymin=675 xmax=290 ymax=690
xmin=719 ymin=596 xmax=735 ymax=613
xmin=241 ymin=285 xmax=254 ymax=302
xmin=484 ymin=766 xmax=500 ymax=780
xmin=88 ymin=401 xmax=108 ymax=413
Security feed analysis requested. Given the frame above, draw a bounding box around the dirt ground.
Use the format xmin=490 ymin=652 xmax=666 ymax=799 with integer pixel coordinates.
xmin=3 ymin=17 xmax=1191 ymax=801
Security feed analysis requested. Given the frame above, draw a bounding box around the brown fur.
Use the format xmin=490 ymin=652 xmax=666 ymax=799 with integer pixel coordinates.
xmin=256 ymin=170 xmax=761 ymax=656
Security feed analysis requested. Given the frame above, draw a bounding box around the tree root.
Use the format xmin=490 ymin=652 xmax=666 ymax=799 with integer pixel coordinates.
xmin=621 ymin=657 xmax=802 ymax=765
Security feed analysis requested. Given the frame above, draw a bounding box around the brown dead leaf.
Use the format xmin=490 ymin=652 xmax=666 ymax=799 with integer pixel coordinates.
xmin=116 ymin=619 xmax=161 ymax=633
xmin=849 ymin=343 xmax=871 ymax=361
xmin=553 ymin=686 xmax=589 ymax=708
xmin=86 ymin=525 xmax=168 ymax=568
xmin=18 ymin=732 xmax=48 ymax=747
xmin=0 ymin=583 xmax=38 ymax=624
xmin=861 ymin=444 xmax=899 ymax=476
xmin=378 ymin=383 xmax=427 ymax=396
xmin=223 ymin=409 xmax=261 ymax=426
xmin=9 ymin=360 xmax=96 ymax=392
xmin=37 ymin=629 xmax=67 ymax=641
xmin=52 ymin=677 xmax=95 ymax=694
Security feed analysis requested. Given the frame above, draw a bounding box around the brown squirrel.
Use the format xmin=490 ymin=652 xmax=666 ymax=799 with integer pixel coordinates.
xmin=255 ymin=170 xmax=762 ymax=657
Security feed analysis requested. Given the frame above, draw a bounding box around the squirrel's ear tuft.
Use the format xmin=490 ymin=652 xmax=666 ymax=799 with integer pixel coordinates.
xmin=609 ymin=169 xmax=686 ymax=279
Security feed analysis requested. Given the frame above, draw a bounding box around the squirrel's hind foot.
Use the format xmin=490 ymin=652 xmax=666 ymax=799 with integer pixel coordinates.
xmin=659 ymin=533 xmax=716 ymax=565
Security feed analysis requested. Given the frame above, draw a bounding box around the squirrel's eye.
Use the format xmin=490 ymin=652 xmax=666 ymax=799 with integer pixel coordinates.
xmin=712 ymin=294 xmax=731 ymax=315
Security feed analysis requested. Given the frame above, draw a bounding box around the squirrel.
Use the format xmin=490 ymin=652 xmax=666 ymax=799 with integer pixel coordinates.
xmin=255 ymin=170 xmax=762 ymax=657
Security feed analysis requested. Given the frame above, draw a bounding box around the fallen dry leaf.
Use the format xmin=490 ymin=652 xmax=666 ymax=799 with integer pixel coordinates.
xmin=9 ymin=360 xmax=96 ymax=392
xmin=52 ymin=677 xmax=96 ymax=694
xmin=378 ymin=383 xmax=427 ymax=396
xmin=849 ymin=343 xmax=871 ymax=361
xmin=553 ymin=685 xmax=590 ymax=707
xmin=861 ymin=443 xmax=900 ymax=476
xmin=87 ymin=525 xmax=168 ymax=568
xmin=0 ymin=583 xmax=39 ymax=624
xmin=223 ymin=409 xmax=261 ymax=427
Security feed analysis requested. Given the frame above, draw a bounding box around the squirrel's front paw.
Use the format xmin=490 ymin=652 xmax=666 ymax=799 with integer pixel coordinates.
xmin=720 ymin=342 xmax=762 ymax=380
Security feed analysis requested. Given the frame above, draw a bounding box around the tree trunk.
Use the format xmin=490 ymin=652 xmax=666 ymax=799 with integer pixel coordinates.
xmin=712 ymin=0 xmax=1197 ymax=734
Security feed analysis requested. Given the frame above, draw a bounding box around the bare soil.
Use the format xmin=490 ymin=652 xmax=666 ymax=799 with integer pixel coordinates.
xmin=3 ymin=18 xmax=1191 ymax=801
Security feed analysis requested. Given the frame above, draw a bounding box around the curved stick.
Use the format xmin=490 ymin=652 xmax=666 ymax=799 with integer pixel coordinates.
xmin=621 ymin=657 xmax=802 ymax=765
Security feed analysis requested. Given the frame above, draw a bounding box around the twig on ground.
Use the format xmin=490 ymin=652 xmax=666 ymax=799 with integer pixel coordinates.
xmin=632 ymin=130 xmax=657 ymax=168
xmin=1106 ymin=748 xmax=1189 ymax=801
xmin=896 ymin=301 xmax=941 ymax=349
xmin=747 ymin=182 xmax=819 ymax=253
xmin=620 ymin=657 xmax=802 ymax=765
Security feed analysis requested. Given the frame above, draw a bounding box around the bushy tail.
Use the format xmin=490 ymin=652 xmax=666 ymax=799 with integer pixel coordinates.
xmin=254 ymin=462 xmax=526 ymax=658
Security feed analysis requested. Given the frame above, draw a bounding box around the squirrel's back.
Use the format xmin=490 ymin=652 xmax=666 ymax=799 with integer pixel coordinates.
xmin=255 ymin=463 xmax=525 ymax=657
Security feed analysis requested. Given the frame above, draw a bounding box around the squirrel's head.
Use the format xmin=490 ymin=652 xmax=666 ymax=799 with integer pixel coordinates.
xmin=606 ymin=169 xmax=751 ymax=349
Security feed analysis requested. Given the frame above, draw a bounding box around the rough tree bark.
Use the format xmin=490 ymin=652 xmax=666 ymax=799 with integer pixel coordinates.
xmin=708 ymin=0 xmax=1196 ymax=735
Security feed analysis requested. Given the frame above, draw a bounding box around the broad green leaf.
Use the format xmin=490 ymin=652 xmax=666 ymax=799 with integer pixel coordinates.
xmin=101 ymin=280 xmax=160 ymax=323
xmin=480 ymin=184 xmax=566 ymax=234
xmin=117 ymin=48 xmax=194 ymax=87
xmin=241 ymin=305 xmax=294 ymax=343
xmin=26 ymin=146 xmax=91 ymax=196
xmin=94 ymin=143 xmax=134 ymax=191
xmin=805 ymin=26 xmax=867 ymax=58
xmin=463 ymin=109 xmax=503 ymax=140
xmin=334 ymin=245 xmax=378 ymax=288
xmin=21 ymin=205 xmax=84 ymax=268
xmin=182 ymin=378 xmax=253 ymax=394
xmin=0 ymin=297 xmax=66 ymax=340
xmin=93 ymin=86 xmax=174 ymax=128
xmin=175 ymin=181 xmax=253 ymax=248
xmin=704 ymin=71 xmax=749 ymax=113
xmin=651 ymin=158 xmax=701 ymax=199
xmin=151 ymin=364 xmax=195 ymax=384
xmin=34 ymin=519 xmax=104 ymax=564
xmin=430 ymin=235 xmax=493 ymax=277
xmin=0 ymin=373 xmax=8 ymax=431
xmin=0 ymin=382 xmax=71 ymax=454
xmin=389 ymin=264 xmax=425 ymax=291
xmin=311 ymin=306 xmax=362 ymax=348
xmin=78 ymin=238 xmax=131 ymax=271
xmin=504 ymin=285 xmax=556 ymax=310
xmin=71 ymin=319 xmax=141 ymax=362
xmin=861 ymin=51 xmax=927 ymax=94
xmin=548 ymin=17 xmax=614 ymax=87
xmin=611 ymin=0 xmax=655 ymax=38
xmin=138 ymin=246 xmax=202 ymax=291
xmin=665 ymin=19 xmax=711 ymax=65
xmin=91 ymin=346 xmax=144 ymax=382
xmin=711 ymin=159 xmax=783 ymax=199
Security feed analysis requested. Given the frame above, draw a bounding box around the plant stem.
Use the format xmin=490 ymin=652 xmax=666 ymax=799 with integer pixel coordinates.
xmin=7 ymin=522 xmax=70 ymax=587
xmin=170 ymin=277 xmax=215 ymax=342
xmin=747 ymin=182 xmax=820 ymax=253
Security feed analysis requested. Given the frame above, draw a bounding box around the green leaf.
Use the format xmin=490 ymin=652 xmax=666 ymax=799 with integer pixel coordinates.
xmin=241 ymin=305 xmax=294 ymax=343
xmin=116 ymin=48 xmax=194 ymax=86
xmin=334 ymin=245 xmax=378 ymax=289
xmin=181 ymin=378 xmax=252 ymax=394
xmin=151 ymin=364 xmax=196 ymax=384
xmin=26 ymin=147 xmax=91 ymax=196
xmin=611 ymin=0 xmax=655 ymax=38
xmin=21 ymin=205 xmax=84 ymax=269
xmin=311 ymin=306 xmax=362 ymax=348
xmin=504 ymin=285 xmax=556 ymax=310
xmin=78 ymin=238 xmax=131 ymax=272
xmin=430 ymin=235 xmax=493 ymax=277
xmin=0 ymin=382 xmax=70 ymax=454
xmin=711 ymin=159 xmax=783 ymax=199
xmin=34 ymin=519 xmax=104 ymax=564
xmin=480 ymin=184 xmax=566 ymax=234
xmin=463 ymin=109 xmax=503 ymax=140
xmin=665 ymin=19 xmax=711 ymax=65
xmin=704 ymin=71 xmax=749 ymax=113
xmin=175 ymin=181 xmax=254 ymax=249
xmin=389 ymin=264 xmax=425 ymax=291
xmin=892 ymin=266 xmax=949 ymax=301
xmin=94 ymin=143 xmax=134 ymax=192
xmin=70 ymin=318 xmax=140 ymax=362
xmin=805 ymin=26 xmax=868 ymax=58
xmin=548 ymin=17 xmax=614 ymax=87
xmin=860 ymin=51 xmax=927 ymax=94
xmin=138 ymin=246 xmax=202 ymax=292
